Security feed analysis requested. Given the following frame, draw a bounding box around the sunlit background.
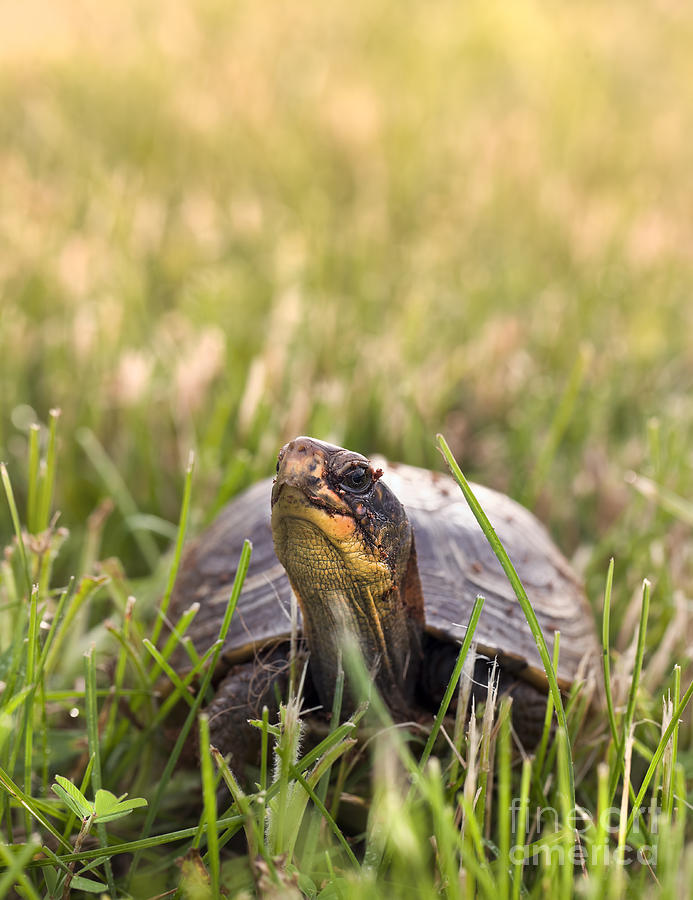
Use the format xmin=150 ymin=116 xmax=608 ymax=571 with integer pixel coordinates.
xmin=2 ymin=0 xmax=693 ymax=598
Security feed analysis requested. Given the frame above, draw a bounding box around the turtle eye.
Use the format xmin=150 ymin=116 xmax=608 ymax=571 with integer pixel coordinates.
xmin=339 ymin=466 xmax=372 ymax=494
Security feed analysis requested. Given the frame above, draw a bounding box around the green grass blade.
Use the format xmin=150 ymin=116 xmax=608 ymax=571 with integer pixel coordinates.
xmin=289 ymin=744 xmax=360 ymax=867
xmin=436 ymin=434 xmax=576 ymax=816
xmin=260 ymin=705 xmax=270 ymax=794
xmin=664 ymin=665 xmax=681 ymax=818
xmin=110 ymin=638 xmax=223 ymax=785
xmin=103 ymin=597 xmax=135 ymax=754
xmin=626 ymin=675 xmax=693 ymax=836
xmin=150 ymin=450 xmax=195 ymax=649
xmin=525 ymin=346 xmax=589 ymax=507
xmin=22 ymin=585 xmax=40 ymax=837
xmin=128 ymin=540 xmax=251 ymax=884
xmin=533 ymin=630 xmax=560 ymax=790
xmin=36 ymin=408 xmax=60 ymax=533
xmin=142 ymin=639 xmax=195 ymax=709
xmin=36 ymin=581 xmax=73 ymax=676
xmin=19 ymin=817 xmax=244 ymax=871
xmin=418 ymin=594 xmax=485 ymax=774
xmin=555 ymin=727 xmax=573 ymax=900
xmin=623 ymin=579 xmax=650 ymax=737
xmin=198 ymin=714 xmax=219 ymax=896
xmin=153 ymin=601 xmax=200 ymax=680
xmin=43 ymin=575 xmax=108 ymax=676
xmin=84 ymin=646 xmax=116 ymax=897
xmin=496 ymin=696 xmax=512 ymax=900
xmin=0 ymin=462 xmax=31 ymax=597
xmin=608 ymin=578 xmax=650 ymax=804
xmin=77 ymin=427 xmax=160 ymax=571
xmin=601 ymin=558 xmax=619 ymax=748
xmin=26 ymin=423 xmax=40 ymax=534
xmin=0 ymin=839 xmax=42 ymax=900
xmin=0 ymin=763 xmax=72 ymax=851
xmin=511 ymin=758 xmax=531 ymax=900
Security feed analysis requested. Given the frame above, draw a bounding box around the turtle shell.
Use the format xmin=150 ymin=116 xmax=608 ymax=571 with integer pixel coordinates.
xmin=169 ymin=460 xmax=599 ymax=691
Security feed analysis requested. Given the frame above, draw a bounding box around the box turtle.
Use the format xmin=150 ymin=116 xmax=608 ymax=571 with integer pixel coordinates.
xmin=169 ymin=437 xmax=600 ymax=766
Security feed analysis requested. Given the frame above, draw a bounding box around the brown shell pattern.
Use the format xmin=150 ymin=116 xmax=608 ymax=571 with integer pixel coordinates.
xmin=168 ymin=461 xmax=600 ymax=689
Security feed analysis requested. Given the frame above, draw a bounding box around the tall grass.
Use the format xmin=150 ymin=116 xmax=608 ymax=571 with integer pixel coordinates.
xmin=0 ymin=422 xmax=691 ymax=897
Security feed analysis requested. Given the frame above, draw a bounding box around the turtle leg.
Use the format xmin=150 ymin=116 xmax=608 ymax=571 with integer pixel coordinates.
xmin=420 ymin=641 xmax=550 ymax=749
xmin=468 ymin=659 xmax=551 ymax=748
xmin=496 ymin=675 xmax=551 ymax=749
xmin=205 ymin=645 xmax=292 ymax=773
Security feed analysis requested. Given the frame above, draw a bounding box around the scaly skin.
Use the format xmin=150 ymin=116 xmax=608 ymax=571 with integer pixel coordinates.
xmin=270 ymin=437 xmax=422 ymax=717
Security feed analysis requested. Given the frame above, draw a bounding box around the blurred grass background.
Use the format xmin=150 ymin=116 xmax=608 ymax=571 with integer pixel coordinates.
xmin=1 ymin=0 xmax=693 ymax=601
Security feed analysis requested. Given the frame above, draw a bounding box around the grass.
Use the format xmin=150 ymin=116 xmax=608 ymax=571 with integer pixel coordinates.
xmin=1 ymin=0 xmax=693 ymax=895
xmin=0 ymin=424 xmax=691 ymax=898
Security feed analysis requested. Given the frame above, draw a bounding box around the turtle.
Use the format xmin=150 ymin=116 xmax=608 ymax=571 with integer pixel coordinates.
xmin=169 ymin=436 xmax=600 ymax=768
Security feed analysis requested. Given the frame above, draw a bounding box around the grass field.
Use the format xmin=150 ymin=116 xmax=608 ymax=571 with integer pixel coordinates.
xmin=1 ymin=0 xmax=693 ymax=896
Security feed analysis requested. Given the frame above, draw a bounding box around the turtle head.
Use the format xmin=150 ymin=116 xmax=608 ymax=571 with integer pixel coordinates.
xmin=271 ymin=436 xmax=423 ymax=713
